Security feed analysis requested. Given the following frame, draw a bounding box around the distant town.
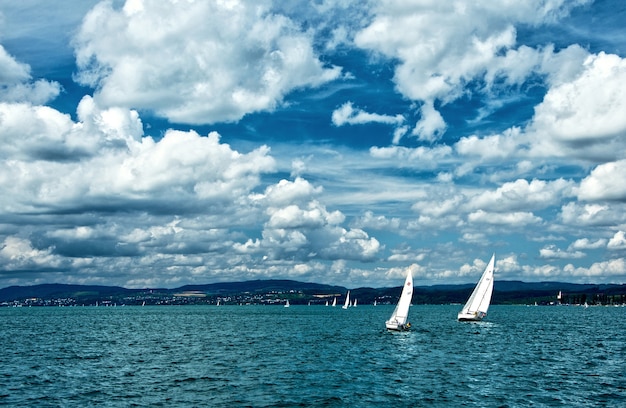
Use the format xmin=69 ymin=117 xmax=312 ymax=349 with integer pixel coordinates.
xmin=1 ymin=280 xmax=626 ymax=308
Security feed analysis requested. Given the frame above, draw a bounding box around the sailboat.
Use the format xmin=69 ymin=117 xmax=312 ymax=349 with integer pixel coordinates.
xmin=325 ymin=300 xmax=329 ymax=306
xmin=342 ymin=291 xmax=350 ymax=309
xmin=353 ymin=299 xmax=357 ymax=307
xmin=332 ymin=297 xmax=337 ymax=307
xmin=457 ymin=254 xmax=495 ymax=322
xmin=385 ymin=269 xmax=413 ymax=331
xmin=284 ymin=299 xmax=290 ymax=308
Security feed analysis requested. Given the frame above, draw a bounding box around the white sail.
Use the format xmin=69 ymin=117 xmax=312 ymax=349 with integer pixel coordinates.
xmin=325 ymin=300 xmax=329 ymax=306
xmin=284 ymin=299 xmax=290 ymax=308
xmin=458 ymin=254 xmax=495 ymax=321
xmin=353 ymin=299 xmax=357 ymax=307
xmin=385 ymin=270 xmax=413 ymax=331
xmin=332 ymin=297 xmax=337 ymax=307
xmin=342 ymin=291 xmax=350 ymax=309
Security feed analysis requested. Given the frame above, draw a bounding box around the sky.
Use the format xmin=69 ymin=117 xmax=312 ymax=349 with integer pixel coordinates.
xmin=0 ymin=0 xmax=625 ymax=290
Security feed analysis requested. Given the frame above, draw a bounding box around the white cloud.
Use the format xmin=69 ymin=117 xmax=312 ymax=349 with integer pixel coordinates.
xmin=559 ymin=202 xmax=626 ymax=227
xmin=0 ymin=101 xmax=277 ymax=213
xmin=578 ymin=160 xmax=626 ymax=202
xmin=331 ymin=101 xmax=404 ymax=127
xmin=73 ymin=0 xmax=341 ymax=124
xmin=563 ymin=258 xmax=626 ymax=279
xmin=254 ymin=177 xmax=323 ymax=207
xmin=354 ymin=0 xmax=591 ymax=134
xmin=369 ymin=144 xmax=453 ymax=168
xmin=353 ymin=211 xmax=401 ymax=231
xmin=528 ymin=53 xmax=626 ymax=161
xmin=568 ymin=238 xmax=607 ymax=251
xmin=254 ymin=194 xmax=380 ymax=262
xmin=411 ymin=102 xmax=446 ymax=142
xmin=460 ymin=233 xmax=486 ymax=244
xmin=469 ymin=178 xmax=575 ymax=212
xmin=0 ymin=45 xmax=60 ymax=104
xmin=468 ymin=209 xmax=542 ymax=226
xmin=539 ymin=244 xmax=585 ymax=260
xmin=607 ymin=231 xmax=626 ymax=250
xmin=454 ymin=127 xmax=523 ymax=161
xmin=412 ymin=195 xmax=464 ymax=218
xmin=0 ymin=236 xmax=88 ymax=272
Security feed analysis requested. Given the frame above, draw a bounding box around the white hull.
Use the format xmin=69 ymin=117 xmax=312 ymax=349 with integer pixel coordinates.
xmin=385 ymin=321 xmax=411 ymax=331
xmin=457 ymin=311 xmax=486 ymax=321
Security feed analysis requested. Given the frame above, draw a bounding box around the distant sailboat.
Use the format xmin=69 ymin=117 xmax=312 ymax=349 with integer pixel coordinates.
xmin=284 ymin=299 xmax=290 ymax=308
xmin=353 ymin=299 xmax=357 ymax=307
xmin=458 ymin=254 xmax=495 ymax=322
xmin=325 ymin=300 xmax=329 ymax=306
xmin=332 ymin=297 xmax=337 ymax=307
xmin=373 ymin=300 xmax=377 ymax=306
xmin=386 ymin=269 xmax=413 ymax=331
xmin=342 ymin=291 xmax=350 ymax=309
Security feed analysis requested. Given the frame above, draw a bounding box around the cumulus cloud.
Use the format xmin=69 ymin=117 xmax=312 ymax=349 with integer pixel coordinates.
xmin=468 ymin=209 xmax=542 ymax=226
xmin=528 ymin=53 xmax=626 ymax=161
xmin=73 ymin=0 xmax=341 ymax=124
xmin=352 ymin=211 xmax=401 ymax=231
xmin=354 ymin=0 xmax=591 ymax=139
xmin=0 ymin=236 xmax=88 ymax=272
xmin=3 ymin=0 xmax=626 ymax=288
xmin=0 ymin=93 xmax=383 ymax=286
xmin=469 ymin=178 xmax=575 ymax=212
xmin=253 ymin=177 xmax=323 ymax=207
xmin=568 ymin=238 xmax=607 ymax=251
xmin=0 ymin=98 xmax=276 ymax=215
xmin=539 ymin=244 xmax=585 ymax=260
xmin=578 ymin=160 xmax=626 ymax=202
xmin=412 ymin=102 xmax=446 ymax=142
xmin=246 ymin=181 xmax=381 ymax=262
xmin=559 ymin=202 xmax=626 ymax=227
xmin=563 ymin=258 xmax=626 ymax=279
xmin=607 ymin=231 xmax=626 ymax=250
xmin=455 ymin=127 xmax=523 ymax=161
xmin=0 ymin=45 xmax=60 ymax=104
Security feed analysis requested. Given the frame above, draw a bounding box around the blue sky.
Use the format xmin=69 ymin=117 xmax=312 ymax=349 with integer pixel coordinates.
xmin=1 ymin=0 xmax=625 ymax=289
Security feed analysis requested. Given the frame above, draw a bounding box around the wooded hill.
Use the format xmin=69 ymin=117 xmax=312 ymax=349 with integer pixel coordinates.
xmin=2 ymin=280 xmax=625 ymax=306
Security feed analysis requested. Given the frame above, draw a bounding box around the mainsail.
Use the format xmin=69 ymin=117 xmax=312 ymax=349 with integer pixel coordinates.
xmin=385 ymin=270 xmax=413 ymax=330
xmin=342 ymin=291 xmax=350 ymax=309
xmin=458 ymin=254 xmax=495 ymax=321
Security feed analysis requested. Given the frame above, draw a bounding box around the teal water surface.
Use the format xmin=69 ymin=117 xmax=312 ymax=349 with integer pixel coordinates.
xmin=1 ymin=305 xmax=625 ymax=407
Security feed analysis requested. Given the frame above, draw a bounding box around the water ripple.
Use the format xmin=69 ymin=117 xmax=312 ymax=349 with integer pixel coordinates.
xmin=1 ymin=305 xmax=625 ymax=406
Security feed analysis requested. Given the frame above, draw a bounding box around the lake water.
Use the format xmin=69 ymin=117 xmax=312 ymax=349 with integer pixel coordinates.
xmin=1 ymin=304 xmax=624 ymax=407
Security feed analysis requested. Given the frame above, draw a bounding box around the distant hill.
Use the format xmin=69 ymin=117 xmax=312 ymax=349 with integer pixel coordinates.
xmin=0 ymin=283 xmax=135 ymax=302
xmin=1 ymin=280 xmax=625 ymax=305
xmin=176 ymin=279 xmax=346 ymax=295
